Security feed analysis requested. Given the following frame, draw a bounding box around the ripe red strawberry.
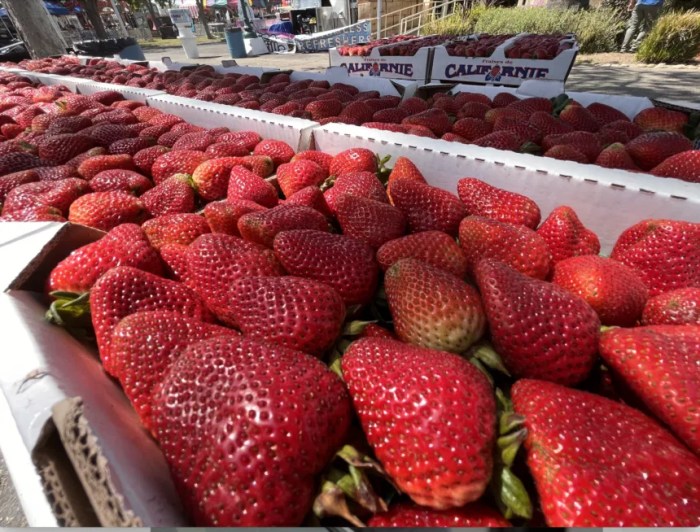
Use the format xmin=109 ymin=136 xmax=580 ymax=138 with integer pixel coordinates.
xmin=472 ymin=130 xmax=522 ymax=151
xmin=204 ymin=141 xmax=249 ymax=158
xmin=552 ymin=255 xmax=648 ymax=326
xmin=650 ymin=150 xmax=700 ymax=183
xmin=342 ymin=337 xmax=495 ymax=509
xmin=141 ymin=174 xmax=195 ymax=217
xmin=451 ymin=117 xmax=492 ymax=141
xmin=3 ymin=178 xmax=89 ymax=216
xmin=600 ymin=325 xmax=700 ymax=455
xmin=642 ymin=287 xmax=700 ymax=325
xmin=47 ymin=224 xmax=163 ymax=294
xmin=587 ymin=102 xmax=630 ymax=127
xmin=151 ymin=150 xmax=210 ymax=184
xmin=238 ymin=204 xmax=329 ymax=247
xmin=399 ymin=96 xmax=430 ymax=114
xmin=376 ymin=231 xmax=467 ymax=277
xmin=528 ymin=111 xmax=574 ymax=136
xmin=203 ymin=199 xmax=265 ymax=236
xmin=368 ymin=502 xmax=510 ymax=527
xmin=457 ymin=177 xmax=541 ymax=229
xmin=537 ymin=206 xmax=600 ymax=264
xmin=34 ymin=165 xmax=78 ymax=182
xmin=475 ymin=260 xmax=600 ymax=385
xmin=133 ymin=106 xmax=162 ymax=122
xmin=0 ymin=151 xmax=47 ymax=174
xmin=228 ymin=275 xmax=344 ymax=355
xmin=559 ymin=103 xmax=599 ymax=132
xmin=273 ymin=229 xmax=378 ymax=305
xmin=142 ymin=213 xmax=211 ymax=251
xmin=131 ymin=145 xmax=169 ymax=175
xmin=158 ymin=130 xmax=186 ymax=148
xmin=338 ymin=100 xmax=374 ymax=125
xmin=441 ymin=132 xmax=468 ymax=143
xmin=459 ymin=216 xmax=551 ymax=279
xmin=387 ymin=156 xmax=427 ymax=188
xmin=626 ymin=132 xmax=693 ymax=171
xmin=36 ymin=133 xmax=96 ymax=164
xmin=217 ymin=130 xmax=261 ymax=151
xmin=372 ymin=107 xmax=409 ymax=124
xmin=290 ymin=150 xmax=332 ymax=175
xmin=329 ymin=148 xmax=377 ymax=176
xmin=84 ymin=124 xmax=135 ymax=147
xmin=276 ymin=159 xmax=326 ymax=198
xmin=543 ymin=144 xmax=589 ymax=163
xmin=512 ymin=378 xmax=700 ymax=526
xmin=484 ymin=107 xmax=526 ymax=125
xmin=404 ymin=124 xmax=437 ymax=138
xmin=508 ymin=96 xmax=552 ymax=115
xmin=252 ymin=139 xmax=294 ymax=167
xmin=601 ymin=119 xmax=643 ymax=140
xmin=171 ymin=132 xmax=215 ymax=152
xmin=77 ymin=154 xmax=135 ymax=180
xmin=90 ymin=266 xmax=211 ymax=373
xmin=324 ymin=170 xmax=387 ymax=213
xmin=139 ymin=125 xmax=170 ymax=140
xmin=0 ymin=169 xmax=38 ymax=204
xmin=110 ymin=311 xmax=236 ymax=432
xmin=457 ymin=101 xmax=491 ymax=120
xmin=240 ymin=154 xmax=274 ymax=178
xmin=455 ymin=92 xmax=492 ymax=108
xmin=191 ymin=157 xmax=243 ymax=201
xmin=1 ymin=123 xmax=24 ymax=139
xmin=108 ymin=136 xmax=155 ymax=156
xmin=284 ymin=185 xmax=331 ymax=217
xmin=148 ymin=113 xmax=183 ymax=129
xmin=335 ymin=194 xmax=406 ymax=249
xmin=594 ymin=142 xmax=639 ymax=170
xmin=227 ymin=165 xmax=278 ymax=207
xmin=0 ymin=204 xmax=65 ymax=222
xmin=402 ymin=109 xmax=452 ymax=137
xmin=389 ymin=180 xmax=467 ymax=236
xmin=151 ymin=334 xmax=351 ymax=526
xmin=159 ymin=243 xmax=193 ymax=284
xmin=610 ymin=219 xmax=700 ymax=296
xmin=186 ymin=233 xmax=283 ymax=324
xmin=305 ymin=99 xmax=342 ymax=120
xmin=633 ymin=107 xmax=688 ymax=133
xmin=385 ymin=258 xmax=484 ymax=352
xmin=68 ymin=190 xmax=147 ymax=231
xmin=89 ymin=169 xmax=153 ymax=195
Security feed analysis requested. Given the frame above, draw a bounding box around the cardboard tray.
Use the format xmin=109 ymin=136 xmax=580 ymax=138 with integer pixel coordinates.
xmin=328 ymin=46 xmax=433 ymax=83
xmin=75 ymin=79 xmax=167 ymax=103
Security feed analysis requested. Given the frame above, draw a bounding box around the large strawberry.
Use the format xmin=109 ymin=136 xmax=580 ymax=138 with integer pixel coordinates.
xmin=329 ymin=148 xmax=378 ymax=176
xmin=276 ymin=159 xmax=326 ymax=198
xmin=142 ymin=213 xmax=211 ymax=251
xmin=133 ymin=145 xmax=170 ymax=175
xmin=389 ymin=180 xmax=467 ymax=236
xmin=284 ymin=185 xmax=332 ymax=217
xmin=368 ymin=502 xmax=510 ymax=527
xmin=141 ymin=174 xmax=195 ymax=217
xmin=600 ymin=325 xmax=700 ymax=455
xmin=291 ymin=150 xmax=333 ymax=175
xmin=335 ymin=194 xmax=406 ymax=249
xmin=252 ymin=138 xmax=295 ymax=167
xmin=459 ymin=216 xmax=551 ymax=279
xmin=387 ymin=156 xmax=427 ymax=186
xmin=226 ymin=165 xmax=278 ymax=207
xmin=273 ymin=229 xmax=378 ymax=305
xmin=47 ymin=224 xmax=163 ymax=295
xmin=191 ymin=157 xmax=244 ymax=201
xmin=385 ymin=258 xmax=484 ymax=353
xmin=88 ymin=169 xmax=153 ymax=195
xmin=610 ymin=219 xmax=700 ymax=296
xmin=238 ymin=204 xmax=329 ymax=247
xmin=151 ymin=335 xmax=351 ymax=526
xmin=110 ymin=311 xmax=236 ymax=432
xmin=36 ymin=133 xmax=96 ymax=164
xmin=77 ymin=154 xmax=135 ymax=180
xmin=626 ymin=132 xmax=693 ymax=171
xmin=376 ymin=230 xmax=468 ymax=277
xmin=150 ymin=150 xmax=210 ymax=184
xmin=342 ymin=337 xmax=495 ymax=509
xmin=633 ymin=107 xmax=688 ymax=133
xmin=559 ymin=103 xmax=599 ymax=132
xmin=552 ymin=255 xmax=648 ymax=326
xmin=642 ymin=287 xmax=700 ymax=325
xmin=587 ymin=102 xmax=630 ymax=127
xmin=650 ymin=150 xmax=700 ymax=183
xmin=536 ymin=206 xmax=600 ymax=264
xmin=227 ymin=275 xmax=345 ymax=355
xmin=594 ymin=142 xmax=639 ymax=170
xmin=324 ymin=171 xmax=387 ymax=214
xmin=68 ymin=190 xmax=148 ymax=231
xmin=0 ymin=170 xmax=38 ymax=205
xmin=90 ymin=266 xmax=212 ymax=373
xmin=203 ymin=198 xmax=266 ymax=237
xmin=457 ymin=177 xmax=541 ymax=229
xmin=511 ymin=378 xmax=700 ymax=526
xmin=475 ymin=259 xmax=600 ymax=385
xmin=3 ymin=178 xmax=89 ymax=216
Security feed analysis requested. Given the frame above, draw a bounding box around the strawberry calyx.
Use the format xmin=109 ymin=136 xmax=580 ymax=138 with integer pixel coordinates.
xmin=376 ymin=154 xmax=392 ymax=184
xmin=319 ymin=174 xmax=336 ymax=192
xmin=45 ymin=290 xmax=94 ymax=341
xmin=551 ymin=94 xmax=572 ymax=116
xmin=328 ymin=319 xmax=378 ymax=378
xmin=520 ymin=141 xmax=542 ymax=156
xmin=468 ymin=341 xmax=511 ymax=386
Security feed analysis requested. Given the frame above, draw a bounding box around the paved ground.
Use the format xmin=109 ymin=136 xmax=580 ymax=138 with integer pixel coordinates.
xmin=0 ymin=453 xmax=27 ymax=526
xmin=143 ymin=41 xmax=700 ymax=101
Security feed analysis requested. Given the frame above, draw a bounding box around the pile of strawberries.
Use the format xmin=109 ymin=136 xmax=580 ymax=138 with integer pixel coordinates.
xmin=503 ymin=33 xmax=575 ymax=60
xmin=336 ymin=35 xmax=417 ymax=56
xmin=1 ymin=72 xmax=699 ymax=528
xmin=445 ymin=33 xmax=515 ymax=58
xmin=377 ymin=35 xmax=454 ymax=56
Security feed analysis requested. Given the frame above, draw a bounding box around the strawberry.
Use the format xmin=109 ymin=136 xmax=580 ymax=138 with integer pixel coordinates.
xmin=650 ymin=150 xmax=700 ymax=183
xmin=610 ymin=219 xmax=700 ymax=296
xmin=47 ymin=224 xmax=163 ymax=294
xmin=217 ymin=131 xmax=261 ymax=151
xmin=457 ymin=177 xmax=541 ymax=229
xmin=238 ymin=204 xmax=329 ymax=247
xmin=89 ymin=169 xmax=153 ymax=195
xmin=594 ymin=142 xmax=639 ymax=170
xmin=601 ymin=119 xmax=643 ymax=140
xmin=342 ymin=337 xmax=495 ymax=509
xmin=151 ymin=150 xmax=210 ymax=184
xmin=451 ymin=117 xmax=492 ymax=141
xmin=151 ymin=335 xmax=351 ymax=526
xmin=35 ymin=165 xmax=79 ymax=182
xmin=108 ymin=136 xmax=155 ymax=156
xmin=186 ymin=233 xmax=283 ymax=325
xmin=36 ymin=133 xmax=96 ymax=164
xmin=141 ymin=174 xmax=195 ymax=217
xmin=626 ymin=132 xmax=693 ymax=171
xmin=385 ymin=258 xmax=484 ymax=352
xmin=203 ymin=199 xmax=265 ymax=236
xmin=273 ymin=229 xmax=378 ymax=305
xmin=139 ymin=125 xmax=170 ymax=140
xmin=459 ymin=216 xmax=551 ymax=279
xmin=512 ymin=378 xmax=700 ymax=526
xmin=3 ymin=178 xmax=89 ymax=216
xmin=529 ymin=111 xmax=574 ymax=136
xmin=472 ymin=131 xmax=522 ymax=151
xmin=133 ymin=106 xmax=162 ymax=122
xmin=387 ymin=156 xmax=427 ymax=186
xmin=240 ymin=154 xmax=274 ymax=178
xmin=228 ymin=275 xmax=345 ymax=355
xmin=227 ymin=165 xmax=278 ymax=207
xmin=68 ymin=190 xmax=147 ymax=231
xmin=368 ymin=502 xmax=510 ymax=527
xmin=376 ymin=230 xmax=468 ymax=277
xmin=77 ymin=154 xmax=135 ymax=180
xmin=204 ymin=141 xmax=249 ymax=158
xmin=559 ymin=103 xmax=599 ymax=132
xmin=457 ymin=101 xmax=491 ymax=120
xmin=110 ymin=311 xmax=235 ymax=432
xmin=600 ymin=325 xmax=700 ymax=454
xmin=0 ymin=169 xmax=38 ymax=204
xmin=492 ymin=92 xmax=518 ymax=108
xmin=587 ymin=102 xmax=630 ymax=127
xmin=159 ymin=243 xmax=193 ymax=284
xmin=148 ymin=113 xmax=183 ymax=129
xmin=158 ymin=130 xmax=186 ymax=148
xmin=1 ymin=123 xmax=24 ymax=139
xmin=642 ymin=287 xmax=700 ymax=325
xmin=372 ymin=107 xmax=409 ymax=124
xmin=171 ymin=132 xmax=215 ymax=152
xmin=0 ymin=151 xmax=46 ymax=174
xmin=404 ymin=124 xmax=437 ymax=138
xmin=90 ymin=266 xmax=212 ymax=373
xmin=305 ymin=99 xmax=342 ymax=120
xmin=389 ymin=180 xmax=467 ymax=236
xmin=552 ymin=255 xmax=648 ymax=326
xmin=276 ymin=159 xmax=326 ymax=198
xmin=335 ymin=194 xmax=406 ymax=249
xmin=475 ymin=260 xmax=600 ymax=384
xmin=284 ymin=186 xmax=332 ymax=217
xmin=536 ymin=206 xmax=600 ymax=264
xmin=633 ymin=107 xmax=688 ymax=133
xmin=329 ymin=148 xmax=377 ymax=176
xmin=0 ymin=204 xmax=65 ymax=222
xmin=191 ymin=157 xmax=244 ymax=201
xmin=543 ymin=144 xmax=589 ymax=163
xmin=142 ymin=213 xmax=211 ymax=251
xmin=325 ymin=171 xmax=387 ymax=214
xmin=338 ymin=100 xmax=374 ymax=125
xmin=402 ymin=109 xmax=452 ymax=137
xmin=441 ymin=132 xmax=468 ymax=143
xmin=84 ymin=124 xmax=135 ymax=147
xmin=132 ymin=145 xmax=169 ymax=175
xmin=252 ymin=139 xmax=294 ymax=167
xmin=290 ymin=150 xmax=332 ymax=175
xmin=399 ymin=96 xmax=429 ymax=114
xmin=455 ymin=92 xmax=492 ymax=108
xmin=508 ymin=96 xmax=552 ymax=115
xmin=485 ymin=108 xmax=526 ymax=125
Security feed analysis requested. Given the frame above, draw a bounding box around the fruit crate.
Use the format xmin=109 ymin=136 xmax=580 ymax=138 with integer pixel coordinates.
xmin=328 ymin=41 xmax=433 ymax=83
xmin=0 ymin=222 xmax=187 ymax=526
xmin=430 ymin=33 xmax=579 ymax=87
xmin=311 ymin=121 xmax=700 ymax=254
xmin=16 ymin=71 xmax=87 ymax=93
xmin=290 ymin=66 xmax=419 ymax=99
xmin=75 ymin=79 xmax=167 ymax=103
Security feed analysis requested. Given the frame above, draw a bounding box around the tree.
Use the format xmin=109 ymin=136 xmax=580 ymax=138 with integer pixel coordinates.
xmin=4 ymin=0 xmax=67 ymax=57
xmin=80 ymin=0 xmax=108 ymax=38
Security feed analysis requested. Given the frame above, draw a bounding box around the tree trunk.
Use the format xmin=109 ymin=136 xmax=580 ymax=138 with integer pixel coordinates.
xmin=144 ymin=0 xmax=161 ymax=31
xmin=3 ymin=0 xmax=67 ymax=57
xmin=198 ymin=3 xmax=214 ymax=39
xmin=83 ymin=0 xmax=108 ymax=39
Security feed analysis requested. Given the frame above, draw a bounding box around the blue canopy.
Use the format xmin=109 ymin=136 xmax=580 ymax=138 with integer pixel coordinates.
xmin=0 ymin=1 xmax=78 ymax=16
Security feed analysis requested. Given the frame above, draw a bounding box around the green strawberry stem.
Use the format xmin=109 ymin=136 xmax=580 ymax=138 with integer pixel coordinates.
xmin=470 ymin=342 xmax=511 ymax=377
xmin=469 ymin=358 xmax=494 ymax=386
xmin=343 ymin=320 xmax=377 ymax=336
xmin=313 ymin=480 xmax=366 ymax=527
xmin=320 ymin=175 xmax=337 ymax=192
xmin=492 ymin=466 xmax=533 ymax=521
xmin=376 ymin=154 xmax=392 ymax=185
xmin=551 ymin=94 xmax=572 ymax=116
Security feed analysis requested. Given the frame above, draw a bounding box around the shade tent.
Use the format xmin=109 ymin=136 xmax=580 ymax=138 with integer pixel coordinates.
xmin=0 ymin=1 xmax=82 ymax=15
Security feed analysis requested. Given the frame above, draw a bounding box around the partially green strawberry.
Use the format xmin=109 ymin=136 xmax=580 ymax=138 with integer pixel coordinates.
xmin=536 ymin=206 xmax=600 ymax=264
xmin=68 ymin=191 xmax=148 ymax=231
xmin=238 ymin=204 xmax=329 ymax=247
xmin=376 ymin=230 xmax=468 ymax=277
xmin=475 ymin=259 xmax=600 ymax=385
xmin=368 ymin=502 xmax=510 ymax=527
xmin=342 ymin=337 xmax=495 ymax=509
xmin=512 ymin=378 xmax=700 ymax=526
xmin=642 ymin=287 xmax=700 ymax=325
xmin=457 ymin=178 xmax=541 ymax=229
xmin=142 ymin=213 xmax=211 ymax=251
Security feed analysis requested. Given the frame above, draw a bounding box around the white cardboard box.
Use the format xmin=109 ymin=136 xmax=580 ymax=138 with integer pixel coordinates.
xmin=328 ymin=46 xmax=432 ymax=83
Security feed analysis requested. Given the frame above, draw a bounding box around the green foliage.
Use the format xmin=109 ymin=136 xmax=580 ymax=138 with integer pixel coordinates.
xmin=423 ymin=6 xmax=627 ymax=53
xmin=636 ymin=10 xmax=700 ymax=63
